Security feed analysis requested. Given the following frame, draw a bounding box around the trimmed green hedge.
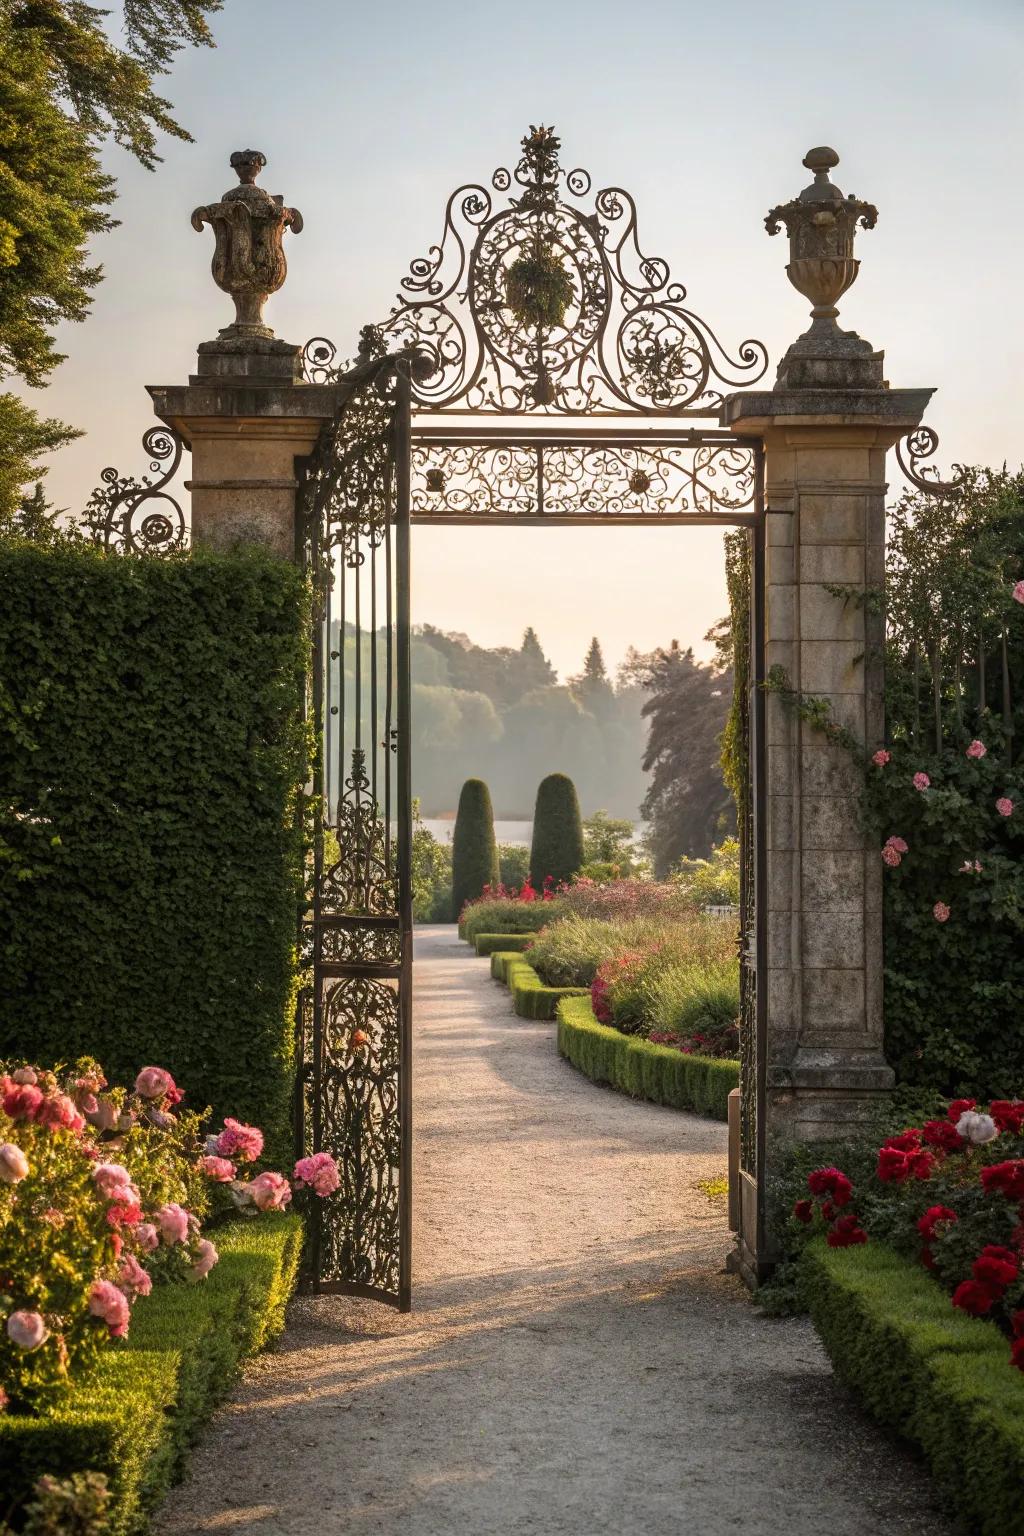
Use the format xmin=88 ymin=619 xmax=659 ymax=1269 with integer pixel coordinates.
xmin=451 ymin=777 xmax=500 ymax=920
xmin=802 ymin=1238 xmax=1024 ymax=1536
xmin=490 ymin=954 xmax=588 ymax=1020
xmin=474 ymin=931 xmax=535 ymax=957
xmin=556 ymin=995 xmax=737 ymax=1119
xmin=1 ymin=1213 xmax=302 ymax=1533
xmin=0 ymin=544 xmax=309 ymax=1162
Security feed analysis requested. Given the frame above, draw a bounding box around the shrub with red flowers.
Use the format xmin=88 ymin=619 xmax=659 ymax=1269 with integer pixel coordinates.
xmin=781 ymin=1092 xmax=1024 ymax=1370
xmin=0 ymin=1057 xmax=340 ymax=1415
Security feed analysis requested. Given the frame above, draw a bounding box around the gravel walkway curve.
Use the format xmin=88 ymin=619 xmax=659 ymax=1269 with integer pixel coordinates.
xmin=157 ymin=924 xmax=950 ymax=1536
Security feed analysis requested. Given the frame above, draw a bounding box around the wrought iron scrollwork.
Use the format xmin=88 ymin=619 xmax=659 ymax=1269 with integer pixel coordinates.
xmin=306 ymin=124 xmax=768 ymax=417
xmin=81 ymin=427 xmax=187 ymax=554
xmin=895 ymin=426 xmax=971 ymax=497
xmin=411 ymin=439 xmax=757 ymax=519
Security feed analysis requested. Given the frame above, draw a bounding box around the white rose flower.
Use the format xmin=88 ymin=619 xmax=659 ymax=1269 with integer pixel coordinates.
xmin=956 ymin=1110 xmax=999 ymax=1145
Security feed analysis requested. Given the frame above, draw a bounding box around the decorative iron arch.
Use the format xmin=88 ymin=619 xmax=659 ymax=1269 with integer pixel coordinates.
xmin=305 ymin=125 xmax=768 ymax=418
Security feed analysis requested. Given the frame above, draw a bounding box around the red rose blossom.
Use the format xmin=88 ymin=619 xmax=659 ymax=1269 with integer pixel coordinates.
xmin=807 ymin=1167 xmax=853 ymax=1207
xmin=876 ymin=1147 xmax=911 ymax=1183
xmin=990 ymin=1101 xmax=1024 ymax=1136
xmin=952 ymin=1279 xmax=999 ymax=1315
xmin=908 ymin=1149 xmax=936 ymax=1181
xmin=883 ymin=1129 xmax=922 ymax=1153
xmin=827 ymin=1216 xmax=867 ymax=1248
xmin=793 ymin=1199 xmax=813 ymax=1224
xmin=917 ymin=1205 xmax=958 ymax=1242
xmin=972 ymin=1250 xmax=1018 ymax=1290
xmin=947 ymin=1098 xmax=977 ymax=1122
xmin=922 ymin=1119 xmax=965 ymax=1153
xmin=981 ymin=1161 xmax=1024 ymax=1202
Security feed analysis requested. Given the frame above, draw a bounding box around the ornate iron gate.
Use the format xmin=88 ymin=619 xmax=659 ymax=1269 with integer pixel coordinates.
xmin=297 ymin=356 xmax=414 ymax=1310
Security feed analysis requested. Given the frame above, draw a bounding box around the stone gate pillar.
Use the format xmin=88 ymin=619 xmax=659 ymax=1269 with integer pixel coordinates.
xmin=148 ymin=150 xmax=340 ymax=559
xmin=723 ymin=148 xmax=934 ymax=1278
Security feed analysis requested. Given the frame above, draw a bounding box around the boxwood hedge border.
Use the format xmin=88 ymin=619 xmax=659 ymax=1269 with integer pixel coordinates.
xmin=1 ymin=1213 xmax=302 ymax=1534
xmin=802 ymin=1237 xmax=1024 ymax=1536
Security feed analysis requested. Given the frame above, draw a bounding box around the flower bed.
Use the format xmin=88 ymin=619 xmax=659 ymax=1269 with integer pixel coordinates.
xmin=802 ymin=1237 xmax=1024 ymax=1536
xmin=556 ymin=996 xmax=737 ymax=1120
xmin=490 ymin=954 xmax=588 ymax=1021
xmin=1 ymin=1214 xmax=302 ymax=1533
xmin=460 ymin=893 xmax=567 ymax=944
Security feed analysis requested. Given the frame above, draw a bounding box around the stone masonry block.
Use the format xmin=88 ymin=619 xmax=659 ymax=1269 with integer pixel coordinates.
xmin=802 ymin=795 xmax=864 ymax=851
xmin=766 ymin=585 xmax=796 ymax=644
xmin=801 ymin=849 xmax=865 ymax=910
xmin=768 ymin=910 xmax=798 ymax=968
xmin=801 ymin=968 xmax=866 ymax=1029
xmin=767 ymin=543 xmax=795 ymax=586
xmin=767 ymin=795 xmax=797 ymax=851
xmin=767 ymin=512 xmax=794 ymax=546
xmin=799 ymin=544 xmax=865 ymax=586
xmin=799 ymin=584 xmax=865 ymax=644
xmin=802 ymin=909 xmax=865 ymax=970
xmin=798 ymin=494 xmax=867 ymax=545
xmin=799 ymin=641 xmax=866 ymax=695
xmin=800 ymin=737 xmax=863 ymax=797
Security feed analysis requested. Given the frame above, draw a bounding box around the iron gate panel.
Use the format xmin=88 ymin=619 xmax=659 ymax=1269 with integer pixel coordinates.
xmin=298 ymin=359 xmax=413 ymax=1311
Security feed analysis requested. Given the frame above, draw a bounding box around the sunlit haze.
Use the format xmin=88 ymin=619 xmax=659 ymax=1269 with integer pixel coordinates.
xmin=21 ymin=0 xmax=1023 ymax=678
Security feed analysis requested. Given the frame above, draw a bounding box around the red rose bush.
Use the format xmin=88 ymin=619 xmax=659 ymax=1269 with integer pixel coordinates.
xmin=790 ymin=1094 xmax=1024 ymax=1370
xmin=0 ymin=1058 xmax=339 ymax=1414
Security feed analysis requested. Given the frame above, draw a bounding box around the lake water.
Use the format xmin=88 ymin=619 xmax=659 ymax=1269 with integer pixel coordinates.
xmin=423 ymin=818 xmax=533 ymax=846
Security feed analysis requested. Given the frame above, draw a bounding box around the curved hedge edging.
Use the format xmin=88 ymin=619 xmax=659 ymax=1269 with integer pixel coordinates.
xmin=474 ymin=932 xmax=535 ymax=957
xmin=802 ymin=1238 xmax=1024 ymax=1536
xmin=556 ymin=995 xmax=736 ymax=1120
xmin=490 ymin=953 xmax=588 ymax=1020
xmin=2 ymin=1214 xmax=302 ymax=1534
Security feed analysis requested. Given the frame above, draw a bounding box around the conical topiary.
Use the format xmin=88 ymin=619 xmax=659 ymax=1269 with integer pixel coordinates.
xmin=529 ymin=773 xmax=585 ymax=890
xmin=451 ymin=778 xmax=500 ymax=920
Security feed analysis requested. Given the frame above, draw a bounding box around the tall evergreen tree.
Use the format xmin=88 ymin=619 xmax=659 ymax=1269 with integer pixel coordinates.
xmin=517 ymin=627 xmax=557 ymax=693
xmin=638 ymin=640 xmax=734 ymax=874
xmin=0 ymin=2 xmax=221 ymax=521
xmin=571 ymin=635 xmax=614 ymax=715
xmin=529 ymin=772 xmax=585 ymax=888
xmin=451 ymin=778 xmax=500 ymax=919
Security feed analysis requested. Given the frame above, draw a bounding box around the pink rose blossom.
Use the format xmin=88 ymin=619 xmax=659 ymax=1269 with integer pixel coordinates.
xmin=134 ymin=1066 xmax=175 ymax=1100
xmin=933 ymin=901 xmax=951 ymax=923
xmin=89 ymin=1279 xmax=131 ymax=1337
xmin=997 ymin=797 xmax=1015 ymax=818
xmin=6 ymin=1310 xmax=48 ymax=1350
xmin=966 ymin=739 xmax=987 ymax=759
xmin=247 ymin=1171 xmax=292 ymax=1212
xmin=11 ymin=1067 xmax=37 ymax=1086
xmin=155 ymin=1203 xmax=190 ymax=1245
xmin=201 ymin=1155 xmax=236 ymax=1183
xmin=85 ymin=1098 xmax=119 ymax=1133
xmin=913 ymin=772 xmax=931 ymax=791
xmin=118 ymin=1254 xmax=152 ymax=1299
xmin=135 ymin=1222 xmax=159 ymax=1253
xmin=881 ymin=845 xmax=901 ymax=867
xmin=871 ymin=749 xmax=891 ymax=767
xmin=190 ymin=1239 xmax=219 ymax=1280
xmin=1013 ymin=580 xmax=1024 ymax=605
xmin=887 ymin=836 xmax=909 ymax=854
xmin=215 ymin=1118 xmax=264 ymax=1164
xmin=960 ymin=859 xmax=983 ymax=873
xmin=2 ymin=1081 xmax=43 ymax=1122
xmin=92 ymin=1163 xmax=133 ymax=1199
xmin=294 ymin=1152 xmax=341 ymax=1198
xmin=0 ymin=1144 xmax=29 ymax=1184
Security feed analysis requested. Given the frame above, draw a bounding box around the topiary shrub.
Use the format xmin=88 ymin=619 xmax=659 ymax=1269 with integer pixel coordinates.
xmin=451 ymin=778 xmax=500 ymax=919
xmin=529 ymin=772 xmax=584 ymax=888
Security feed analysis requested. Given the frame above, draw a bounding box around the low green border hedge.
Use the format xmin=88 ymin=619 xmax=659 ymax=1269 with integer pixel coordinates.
xmin=1 ymin=1214 xmax=302 ymax=1534
xmin=489 ymin=954 xmax=588 ymax=1020
xmin=556 ymin=995 xmax=737 ymax=1120
xmin=802 ymin=1238 xmax=1024 ymax=1536
xmin=474 ymin=932 xmax=535 ymax=957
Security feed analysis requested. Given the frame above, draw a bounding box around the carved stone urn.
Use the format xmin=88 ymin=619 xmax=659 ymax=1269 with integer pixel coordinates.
xmin=192 ymin=150 xmax=303 ymax=340
xmin=765 ymin=147 xmax=884 ymax=390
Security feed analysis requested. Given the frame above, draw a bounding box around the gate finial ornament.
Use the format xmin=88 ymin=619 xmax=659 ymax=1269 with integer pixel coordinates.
xmin=766 ymin=146 xmax=884 ymax=390
xmin=191 ymin=150 xmax=303 ymax=339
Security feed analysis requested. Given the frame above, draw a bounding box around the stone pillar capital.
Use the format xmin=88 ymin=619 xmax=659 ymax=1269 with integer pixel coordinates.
xmin=721 ymin=387 xmax=934 ymax=449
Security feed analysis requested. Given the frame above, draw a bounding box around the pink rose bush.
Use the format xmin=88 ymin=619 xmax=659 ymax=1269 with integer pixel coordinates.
xmin=0 ymin=1054 xmax=340 ymax=1416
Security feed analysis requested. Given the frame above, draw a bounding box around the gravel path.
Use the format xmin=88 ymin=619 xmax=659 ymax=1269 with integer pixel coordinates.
xmin=158 ymin=924 xmax=950 ymax=1536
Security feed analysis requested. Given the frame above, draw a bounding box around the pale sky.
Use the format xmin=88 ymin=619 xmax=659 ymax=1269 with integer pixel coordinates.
xmin=25 ymin=0 xmax=1023 ymax=680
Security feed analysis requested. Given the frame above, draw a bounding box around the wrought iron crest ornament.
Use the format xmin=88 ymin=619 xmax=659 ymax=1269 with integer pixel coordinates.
xmin=895 ymin=426 xmax=972 ymax=497
xmin=81 ymin=427 xmax=187 ymax=554
xmin=306 ymin=125 xmax=768 ymax=415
